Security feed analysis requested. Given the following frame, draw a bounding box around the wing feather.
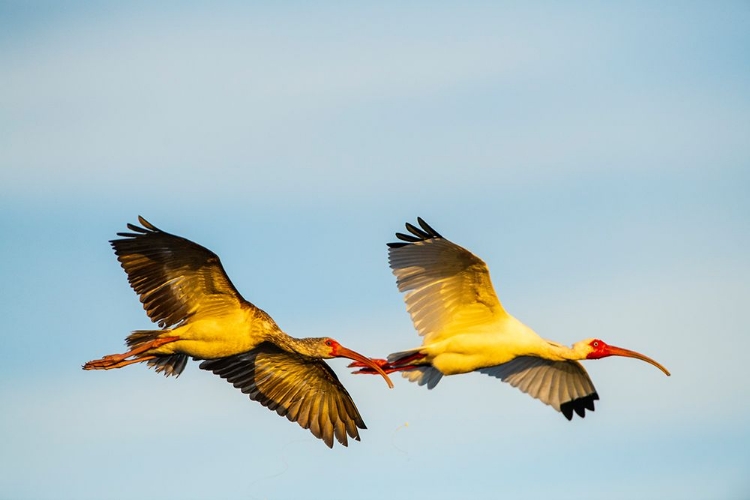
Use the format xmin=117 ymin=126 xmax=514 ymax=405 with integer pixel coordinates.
xmin=388 ymin=219 xmax=507 ymax=344
xmin=111 ymin=216 xmax=246 ymax=328
xmin=330 ymin=397 xmax=349 ymax=446
xmin=479 ymin=356 xmax=599 ymax=419
xmin=307 ymin=393 xmax=323 ymax=443
xmin=199 ymin=343 xmax=367 ymax=448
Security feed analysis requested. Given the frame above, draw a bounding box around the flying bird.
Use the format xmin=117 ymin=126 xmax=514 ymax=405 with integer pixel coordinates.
xmin=351 ymin=217 xmax=670 ymax=420
xmin=83 ymin=216 xmax=393 ymax=448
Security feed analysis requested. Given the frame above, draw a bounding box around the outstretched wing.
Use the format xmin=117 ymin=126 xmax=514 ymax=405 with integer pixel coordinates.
xmin=388 ymin=217 xmax=508 ymax=345
xmin=479 ymin=357 xmax=599 ymax=420
xmin=200 ymin=343 xmax=367 ymax=448
xmin=111 ymin=216 xmax=246 ymax=328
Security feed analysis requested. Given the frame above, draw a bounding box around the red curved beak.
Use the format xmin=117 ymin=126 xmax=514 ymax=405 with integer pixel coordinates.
xmin=604 ymin=345 xmax=671 ymax=376
xmin=336 ymin=346 xmax=395 ymax=388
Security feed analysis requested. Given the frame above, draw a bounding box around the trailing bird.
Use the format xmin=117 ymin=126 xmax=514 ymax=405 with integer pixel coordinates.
xmin=83 ymin=216 xmax=393 ymax=447
xmin=351 ymin=217 xmax=670 ymax=420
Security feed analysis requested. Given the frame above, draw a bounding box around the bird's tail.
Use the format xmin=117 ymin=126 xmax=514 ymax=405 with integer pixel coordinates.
xmin=349 ymin=348 xmax=443 ymax=389
xmin=126 ymin=330 xmax=188 ymax=377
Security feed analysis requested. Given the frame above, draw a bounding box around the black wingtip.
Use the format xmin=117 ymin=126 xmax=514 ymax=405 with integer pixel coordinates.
xmin=388 ymin=217 xmax=443 ymax=247
xmin=395 ymin=231 xmax=422 ymax=243
xmin=135 ymin=216 xmax=161 ymax=232
xmin=560 ymin=392 xmax=599 ymax=420
xmin=416 ymin=217 xmax=442 ymax=238
xmin=137 ymin=215 xmax=154 ymax=229
xmin=113 ymin=216 xmax=164 ymax=239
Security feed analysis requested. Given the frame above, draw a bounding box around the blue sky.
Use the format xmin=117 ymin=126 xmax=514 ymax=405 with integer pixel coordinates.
xmin=1 ymin=2 xmax=749 ymax=499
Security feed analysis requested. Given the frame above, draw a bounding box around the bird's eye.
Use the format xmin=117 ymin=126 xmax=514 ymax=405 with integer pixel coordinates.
xmin=592 ymin=341 xmax=599 ymax=347
xmin=325 ymin=339 xmax=332 ymax=346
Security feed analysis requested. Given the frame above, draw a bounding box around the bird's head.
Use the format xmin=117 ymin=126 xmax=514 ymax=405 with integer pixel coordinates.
xmin=574 ymin=338 xmax=671 ymax=376
xmin=317 ymin=338 xmax=394 ymax=388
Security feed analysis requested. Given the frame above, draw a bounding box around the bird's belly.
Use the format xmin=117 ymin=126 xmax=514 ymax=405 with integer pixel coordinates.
xmin=432 ymin=352 xmax=516 ymax=375
xmin=153 ymin=314 xmax=258 ymax=359
xmin=428 ymin=334 xmax=528 ymax=375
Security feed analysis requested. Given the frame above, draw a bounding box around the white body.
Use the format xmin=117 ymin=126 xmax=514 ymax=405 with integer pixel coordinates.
xmin=385 ymin=219 xmax=600 ymax=418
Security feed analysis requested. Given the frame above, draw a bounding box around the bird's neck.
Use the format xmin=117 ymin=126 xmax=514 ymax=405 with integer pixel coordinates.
xmin=270 ymin=332 xmax=320 ymax=357
xmin=540 ymin=340 xmax=588 ymax=362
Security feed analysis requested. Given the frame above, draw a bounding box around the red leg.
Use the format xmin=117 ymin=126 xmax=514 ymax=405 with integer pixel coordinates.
xmin=390 ymin=351 xmax=427 ymax=366
xmin=348 ymin=352 xmax=427 ymax=370
xmin=350 ymin=351 xmax=428 ymax=375
xmin=351 ymin=363 xmax=423 ymax=375
xmin=83 ymin=336 xmax=179 ymax=371
xmin=347 ymin=358 xmax=389 ymax=369
xmin=87 ymin=355 xmax=159 ymax=370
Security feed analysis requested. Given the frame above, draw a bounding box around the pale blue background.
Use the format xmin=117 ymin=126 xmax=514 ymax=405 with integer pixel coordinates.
xmin=1 ymin=2 xmax=748 ymax=499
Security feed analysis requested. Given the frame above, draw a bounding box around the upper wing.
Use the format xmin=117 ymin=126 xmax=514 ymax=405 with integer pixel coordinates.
xmin=111 ymin=216 xmax=246 ymax=328
xmin=388 ymin=218 xmax=508 ymax=344
xmin=199 ymin=343 xmax=367 ymax=448
xmin=479 ymin=357 xmax=599 ymax=420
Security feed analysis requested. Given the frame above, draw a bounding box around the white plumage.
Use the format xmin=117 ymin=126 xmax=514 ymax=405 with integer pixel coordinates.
xmin=353 ymin=217 xmax=670 ymax=420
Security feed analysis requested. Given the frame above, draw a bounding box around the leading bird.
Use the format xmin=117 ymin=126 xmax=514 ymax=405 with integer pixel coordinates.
xmin=83 ymin=216 xmax=393 ymax=448
xmin=352 ymin=217 xmax=670 ymax=420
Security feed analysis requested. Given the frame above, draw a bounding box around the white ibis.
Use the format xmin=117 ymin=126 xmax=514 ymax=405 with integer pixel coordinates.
xmin=83 ymin=216 xmax=393 ymax=447
xmin=351 ymin=217 xmax=670 ymax=420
